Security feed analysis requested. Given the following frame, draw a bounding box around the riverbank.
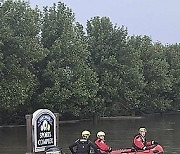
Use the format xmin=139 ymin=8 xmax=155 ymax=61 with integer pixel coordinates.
xmin=1 ymin=111 xmax=180 ymax=127
xmin=100 ymin=115 xmax=142 ymax=120
xmin=0 ymin=115 xmax=143 ymax=127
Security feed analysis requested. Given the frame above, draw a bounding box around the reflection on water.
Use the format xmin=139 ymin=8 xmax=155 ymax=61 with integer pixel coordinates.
xmin=0 ymin=113 xmax=180 ymax=154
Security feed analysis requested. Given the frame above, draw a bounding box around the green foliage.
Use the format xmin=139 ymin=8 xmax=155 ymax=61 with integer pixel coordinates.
xmin=0 ymin=0 xmax=48 ymax=111
xmin=0 ymin=0 xmax=179 ymax=124
xmin=134 ymin=37 xmax=173 ymax=112
xmin=41 ymin=2 xmax=75 ymax=48
xmin=86 ymin=17 xmax=146 ymax=116
xmin=38 ymin=3 xmax=99 ymax=117
xmin=164 ymin=44 xmax=180 ymax=109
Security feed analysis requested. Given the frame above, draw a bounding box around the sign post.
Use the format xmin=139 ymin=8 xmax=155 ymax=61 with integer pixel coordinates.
xmin=26 ymin=114 xmax=33 ymax=154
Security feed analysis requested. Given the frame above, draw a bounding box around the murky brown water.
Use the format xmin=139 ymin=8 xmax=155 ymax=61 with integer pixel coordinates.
xmin=0 ymin=113 xmax=180 ymax=154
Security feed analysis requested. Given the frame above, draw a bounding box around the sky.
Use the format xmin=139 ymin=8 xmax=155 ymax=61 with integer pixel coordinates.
xmin=29 ymin=0 xmax=180 ymax=45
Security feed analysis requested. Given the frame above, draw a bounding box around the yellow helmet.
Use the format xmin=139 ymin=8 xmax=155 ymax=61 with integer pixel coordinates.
xmin=97 ymin=131 xmax=105 ymax=137
xmin=82 ymin=130 xmax=91 ymax=136
xmin=139 ymin=127 xmax=147 ymax=133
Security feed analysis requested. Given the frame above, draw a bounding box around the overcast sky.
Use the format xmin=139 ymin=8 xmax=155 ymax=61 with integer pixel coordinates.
xmin=29 ymin=0 xmax=180 ymax=45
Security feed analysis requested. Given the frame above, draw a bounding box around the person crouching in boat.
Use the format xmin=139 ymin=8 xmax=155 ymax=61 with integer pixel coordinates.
xmin=132 ymin=127 xmax=159 ymax=151
xmin=69 ymin=130 xmax=100 ymax=154
xmin=95 ymin=131 xmax=112 ymax=154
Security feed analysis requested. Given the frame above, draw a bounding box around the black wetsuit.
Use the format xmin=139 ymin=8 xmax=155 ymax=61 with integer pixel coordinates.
xmin=69 ymin=138 xmax=100 ymax=154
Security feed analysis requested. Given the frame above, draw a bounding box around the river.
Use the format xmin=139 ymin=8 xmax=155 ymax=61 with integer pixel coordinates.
xmin=0 ymin=113 xmax=179 ymax=154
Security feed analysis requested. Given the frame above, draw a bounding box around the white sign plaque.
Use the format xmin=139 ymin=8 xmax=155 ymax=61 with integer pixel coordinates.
xmin=32 ymin=109 xmax=57 ymax=152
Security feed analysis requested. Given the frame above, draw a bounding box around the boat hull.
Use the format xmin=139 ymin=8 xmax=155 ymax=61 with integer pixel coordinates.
xmin=111 ymin=144 xmax=163 ymax=154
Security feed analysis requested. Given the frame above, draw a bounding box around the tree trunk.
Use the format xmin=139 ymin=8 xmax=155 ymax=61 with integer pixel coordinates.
xmin=92 ymin=112 xmax=99 ymax=125
xmin=131 ymin=110 xmax=136 ymax=117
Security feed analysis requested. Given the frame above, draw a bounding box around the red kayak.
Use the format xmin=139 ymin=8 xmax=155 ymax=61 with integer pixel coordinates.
xmin=111 ymin=144 xmax=163 ymax=154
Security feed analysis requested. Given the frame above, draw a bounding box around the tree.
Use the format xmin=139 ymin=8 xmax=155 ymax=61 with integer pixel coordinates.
xmin=164 ymin=44 xmax=180 ymax=110
xmin=0 ymin=0 xmax=48 ymax=123
xmin=135 ymin=36 xmax=172 ymax=112
xmin=38 ymin=2 xmax=99 ymax=118
xmin=86 ymin=17 xmax=146 ymax=116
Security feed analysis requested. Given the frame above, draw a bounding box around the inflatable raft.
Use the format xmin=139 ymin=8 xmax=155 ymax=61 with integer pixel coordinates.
xmin=111 ymin=144 xmax=163 ymax=154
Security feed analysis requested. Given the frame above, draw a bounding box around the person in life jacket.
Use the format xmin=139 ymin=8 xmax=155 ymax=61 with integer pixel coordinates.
xmin=95 ymin=131 xmax=112 ymax=154
xmin=132 ymin=127 xmax=158 ymax=151
xmin=69 ymin=130 xmax=100 ymax=154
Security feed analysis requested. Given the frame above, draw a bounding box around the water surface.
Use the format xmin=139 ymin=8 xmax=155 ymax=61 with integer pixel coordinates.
xmin=0 ymin=113 xmax=179 ymax=154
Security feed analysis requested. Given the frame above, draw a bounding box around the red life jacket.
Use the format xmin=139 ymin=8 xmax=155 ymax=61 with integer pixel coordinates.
xmin=95 ymin=139 xmax=110 ymax=154
xmin=132 ymin=134 xmax=152 ymax=150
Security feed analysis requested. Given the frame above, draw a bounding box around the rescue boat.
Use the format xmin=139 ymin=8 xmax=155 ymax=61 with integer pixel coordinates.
xmin=111 ymin=144 xmax=163 ymax=154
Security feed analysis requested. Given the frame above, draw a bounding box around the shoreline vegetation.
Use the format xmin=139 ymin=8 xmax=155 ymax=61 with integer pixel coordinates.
xmin=0 ymin=111 xmax=179 ymax=128
xmin=0 ymin=1 xmax=180 ymax=128
xmin=0 ymin=115 xmax=143 ymax=128
xmin=0 ymin=113 xmax=167 ymax=128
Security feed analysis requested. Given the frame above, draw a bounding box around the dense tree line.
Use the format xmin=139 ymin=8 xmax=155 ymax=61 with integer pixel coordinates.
xmin=0 ymin=0 xmax=179 ymax=124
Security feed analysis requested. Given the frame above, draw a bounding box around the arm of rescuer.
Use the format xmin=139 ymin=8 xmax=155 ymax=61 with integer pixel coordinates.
xmin=69 ymin=140 xmax=78 ymax=154
xmin=95 ymin=139 xmax=112 ymax=153
xmin=146 ymin=140 xmax=153 ymax=146
xmin=147 ymin=140 xmax=158 ymax=146
xmin=133 ymin=135 xmax=157 ymax=150
xmin=89 ymin=140 xmax=101 ymax=154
